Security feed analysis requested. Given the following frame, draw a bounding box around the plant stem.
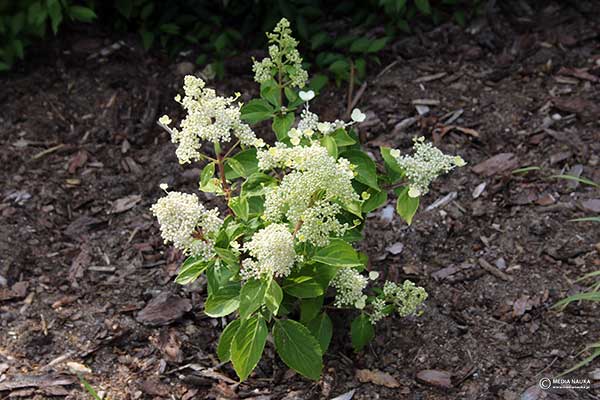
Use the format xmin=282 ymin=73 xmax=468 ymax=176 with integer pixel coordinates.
xmin=216 ymin=152 xmax=233 ymax=213
xmin=223 ymin=140 xmax=240 ymax=159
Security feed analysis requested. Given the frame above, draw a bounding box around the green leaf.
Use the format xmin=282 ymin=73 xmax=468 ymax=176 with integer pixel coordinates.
xmin=362 ymin=190 xmax=388 ymax=213
xmin=139 ymin=30 xmax=155 ymax=50
xmin=201 ymin=162 xmax=215 ymax=187
xmin=217 ymin=319 xmax=241 ymax=362
xmin=553 ymin=291 xmax=600 ymax=310
xmin=47 ymin=0 xmax=63 ymax=34
xmin=214 ymin=247 xmax=239 ymax=268
xmin=240 ymin=99 xmax=274 ymax=124
xmin=282 ymin=263 xmax=338 ymax=298
xmin=260 ymin=79 xmax=280 ymax=107
xmin=300 ymin=296 xmax=324 ymax=324
xmin=272 ymin=113 xmax=294 ymax=141
xmin=341 ymin=150 xmax=379 ymax=190
xmin=351 ymin=313 xmax=374 ymax=352
xmin=395 ymin=187 xmax=419 ymax=225
xmin=231 ymin=316 xmax=268 ymax=381
xmin=175 ymin=256 xmax=210 ymax=285
xmin=350 ymin=37 xmax=371 ymax=53
xmin=571 ymin=216 xmax=600 ymax=223
xmin=415 ymin=0 xmax=431 ymax=14
xmin=310 ymin=32 xmax=330 ymax=50
xmin=241 ymin=173 xmax=277 ymax=197
xmin=68 ymin=6 xmax=96 ymax=22
xmin=160 ymin=23 xmax=180 ymax=35
xmin=320 ymin=135 xmax=338 ymax=159
xmin=552 ymin=174 xmax=599 ymax=188
xmin=265 ymin=279 xmax=283 ymax=315
xmin=273 ymin=319 xmax=323 ymax=380
xmin=239 ymin=279 xmax=267 ymax=320
xmin=309 ymin=74 xmax=329 ymax=93
xmin=205 ymin=286 xmax=240 ymax=317
xmin=332 ymin=129 xmax=356 ymax=146
xmin=313 ymin=238 xmax=362 ymax=267
xmin=115 ymin=0 xmax=133 ymax=18
xmin=307 ymin=312 xmax=333 ymax=353
xmin=229 ymin=196 xmax=249 ymax=221
xmin=224 ymin=148 xmax=258 ymax=180
xmin=367 ymin=37 xmax=388 ymax=53
xmin=380 ymin=147 xmax=404 ymax=183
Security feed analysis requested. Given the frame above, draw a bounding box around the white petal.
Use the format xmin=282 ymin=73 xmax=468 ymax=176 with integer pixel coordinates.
xmin=351 ymin=108 xmax=366 ymax=123
xmin=298 ymin=90 xmax=315 ymax=102
xmin=408 ymin=187 xmax=421 ymax=198
xmin=369 ymin=271 xmax=380 ymax=280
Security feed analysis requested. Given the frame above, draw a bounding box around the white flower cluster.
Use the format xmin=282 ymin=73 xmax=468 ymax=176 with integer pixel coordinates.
xmin=159 ymin=75 xmax=262 ymax=164
xmin=241 ymin=223 xmax=296 ymax=280
xmin=383 ymin=280 xmax=428 ymax=317
xmin=252 ymin=18 xmax=308 ymax=88
xmin=391 ymin=137 xmax=466 ymax=197
xmin=330 ymin=268 xmax=368 ymax=309
xmin=369 ymin=298 xmax=387 ymax=324
xmin=257 ymin=143 xmax=358 ymax=246
xmin=151 ymin=191 xmax=223 ymax=260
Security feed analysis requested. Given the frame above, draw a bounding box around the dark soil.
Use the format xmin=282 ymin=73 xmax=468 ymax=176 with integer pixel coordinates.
xmin=1 ymin=2 xmax=600 ymax=399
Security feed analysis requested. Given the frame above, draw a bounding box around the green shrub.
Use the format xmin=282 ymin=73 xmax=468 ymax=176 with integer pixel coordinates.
xmin=0 ymin=0 xmax=96 ymax=70
xmin=151 ymin=18 xmax=465 ymax=381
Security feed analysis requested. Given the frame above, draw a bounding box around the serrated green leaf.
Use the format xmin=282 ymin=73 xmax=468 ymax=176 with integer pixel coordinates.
xmin=217 ymin=319 xmax=240 ymax=362
xmin=205 ymin=286 xmax=240 ymax=317
xmin=224 ymin=148 xmax=258 ymax=180
xmin=300 ymin=296 xmax=324 ymax=324
xmin=273 ymin=319 xmax=323 ymax=380
xmin=272 ymin=113 xmax=294 ymax=141
xmin=260 ymin=79 xmax=280 ymax=107
xmin=231 ymin=316 xmax=268 ymax=381
xmin=282 ymin=263 xmax=338 ymax=298
xmin=362 ymin=190 xmax=388 ymax=213
xmin=307 ymin=312 xmax=333 ymax=354
xmin=313 ymin=238 xmax=362 ymax=267
xmin=331 ymin=129 xmax=356 ymax=146
xmin=239 ymin=279 xmax=267 ymax=320
xmin=240 ymin=99 xmax=274 ymax=124
xmin=380 ymin=146 xmax=404 ymax=182
xmin=351 ymin=313 xmax=374 ymax=352
xmin=265 ymin=279 xmax=283 ymax=315
xmin=228 ymin=196 xmax=249 ymax=221
xmin=241 ymin=172 xmax=277 ymax=197
xmin=320 ymin=135 xmax=338 ymax=159
xmin=175 ymin=256 xmax=211 ymax=285
xmin=341 ymin=150 xmax=379 ymax=190
xmin=395 ymin=186 xmax=419 ymax=225
xmin=68 ymin=6 xmax=96 ymax=22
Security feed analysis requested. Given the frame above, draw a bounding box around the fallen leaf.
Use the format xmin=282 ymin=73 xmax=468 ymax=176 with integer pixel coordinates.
xmin=535 ymin=194 xmax=556 ymax=206
xmin=356 ymin=369 xmax=400 ymax=388
xmin=137 ymin=292 xmax=192 ymax=326
xmin=552 ymin=97 xmax=600 ymax=121
xmin=416 ymin=369 xmax=452 ymax=389
xmin=109 ymin=194 xmax=142 ymax=214
xmin=512 ymin=295 xmax=533 ymax=317
xmin=0 ymin=374 xmax=75 ymax=391
xmin=152 ymin=328 xmax=183 ymax=363
xmin=385 ymin=242 xmax=404 ymax=255
xmin=331 ymin=389 xmax=356 ymax=400
xmin=69 ymin=245 xmax=91 ymax=283
xmin=557 ymin=67 xmax=599 ymax=83
xmin=472 ymin=153 xmax=518 ymax=177
xmin=66 ymin=361 xmax=91 ymax=375
xmin=140 ymin=378 xmax=170 ymax=397
xmin=581 ymin=199 xmax=600 ymax=213
xmin=68 ymin=150 xmax=88 ymax=174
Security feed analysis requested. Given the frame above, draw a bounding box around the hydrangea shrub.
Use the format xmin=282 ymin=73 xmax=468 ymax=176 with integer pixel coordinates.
xmin=153 ymin=18 xmax=465 ymax=382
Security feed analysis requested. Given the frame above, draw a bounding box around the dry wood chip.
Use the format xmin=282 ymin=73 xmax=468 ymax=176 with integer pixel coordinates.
xmin=355 ymin=369 xmax=400 ymax=388
xmin=416 ymin=369 xmax=452 ymax=389
xmin=109 ymin=194 xmax=142 ymax=214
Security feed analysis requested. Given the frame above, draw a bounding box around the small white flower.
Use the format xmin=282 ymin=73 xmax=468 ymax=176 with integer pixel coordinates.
xmin=408 ymin=187 xmax=421 ymax=198
xmin=299 ymin=90 xmax=315 ymax=102
xmin=355 ymin=297 xmax=366 ymax=309
xmin=159 ymin=115 xmax=172 ymax=126
xmin=351 ymin=108 xmax=366 ymax=123
xmin=454 ymin=156 xmax=467 ymax=167
xmin=290 ymin=136 xmax=301 ymax=146
xmin=369 ymin=271 xmax=380 ymax=280
xmin=159 ymin=183 xmax=169 ymax=191
xmin=390 ymin=149 xmax=401 ymax=158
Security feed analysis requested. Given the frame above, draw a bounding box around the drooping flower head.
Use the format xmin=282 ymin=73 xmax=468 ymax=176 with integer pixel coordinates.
xmin=330 ymin=268 xmax=368 ymax=309
xmin=392 ymin=137 xmax=465 ymax=197
xmin=241 ymin=223 xmax=297 ymax=280
xmin=151 ymin=191 xmax=223 ymax=260
xmin=257 ymin=142 xmax=358 ymax=246
xmin=159 ymin=75 xmax=261 ymax=164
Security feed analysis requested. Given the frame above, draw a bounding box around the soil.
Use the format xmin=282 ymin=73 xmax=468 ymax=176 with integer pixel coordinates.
xmin=1 ymin=2 xmax=600 ymax=399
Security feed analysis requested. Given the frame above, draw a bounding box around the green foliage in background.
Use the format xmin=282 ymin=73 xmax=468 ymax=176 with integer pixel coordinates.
xmin=1 ymin=0 xmax=483 ymax=75
xmin=0 ymin=0 xmax=96 ymax=70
